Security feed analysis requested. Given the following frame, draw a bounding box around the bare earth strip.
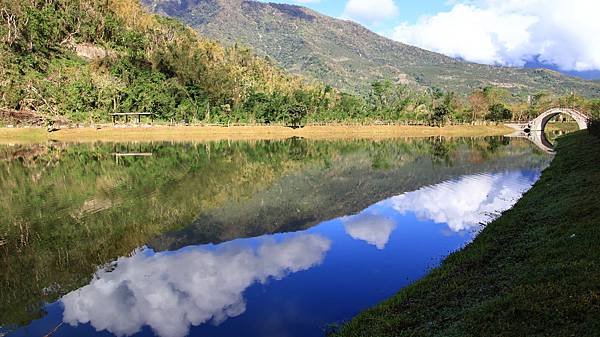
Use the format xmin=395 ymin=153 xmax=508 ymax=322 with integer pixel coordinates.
xmin=0 ymin=125 xmax=512 ymax=144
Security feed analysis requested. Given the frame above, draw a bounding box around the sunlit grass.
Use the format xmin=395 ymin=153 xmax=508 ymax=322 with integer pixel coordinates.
xmin=0 ymin=125 xmax=512 ymax=144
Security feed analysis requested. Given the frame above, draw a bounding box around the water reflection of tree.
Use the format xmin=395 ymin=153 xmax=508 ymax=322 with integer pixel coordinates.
xmin=0 ymin=141 xmax=318 ymax=326
xmin=486 ymin=137 xmax=510 ymax=154
xmin=288 ymin=136 xmax=309 ymax=160
xmin=430 ymin=137 xmax=453 ymax=165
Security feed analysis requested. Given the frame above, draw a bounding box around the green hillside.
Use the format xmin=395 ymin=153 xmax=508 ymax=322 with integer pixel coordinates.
xmin=143 ymin=0 xmax=600 ymax=97
xmin=0 ymin=0 xmax=333 ymax=125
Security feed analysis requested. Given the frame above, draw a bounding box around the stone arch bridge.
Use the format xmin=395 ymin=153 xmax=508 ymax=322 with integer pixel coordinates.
xmin=506 ymin=108 xmax=589 ymax=153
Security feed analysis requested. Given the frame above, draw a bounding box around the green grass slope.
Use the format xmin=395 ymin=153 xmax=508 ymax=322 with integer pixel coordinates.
xmin=333 ymin=131 xmax=600 ymax=336
xmin=144 ymin=0 xmax=600 ymax=96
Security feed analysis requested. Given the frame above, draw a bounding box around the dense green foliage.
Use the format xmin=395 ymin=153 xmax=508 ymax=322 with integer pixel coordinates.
xmin=313 ymin=80 xmax=600 ymax=125
xmin=146 ymin=0 xmax=600 ymax=96
xmin=332 ymin=131 xmax=600 ymax=337
xmin=487 ymin=103 xmax=512 ymax=121
xmin=0 ymin=0 xmax=337 ymax=125
xmin=589 ymin=118 xmax=600 ymax=138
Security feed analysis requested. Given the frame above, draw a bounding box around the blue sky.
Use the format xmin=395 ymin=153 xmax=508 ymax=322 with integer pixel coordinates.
xmin=258 ymin=0 xmax=600 ymax=75
xmin=262 ymin=0 xmax=451 ymax=33
xmin=272 ymin=0 xmax=449 ymax=24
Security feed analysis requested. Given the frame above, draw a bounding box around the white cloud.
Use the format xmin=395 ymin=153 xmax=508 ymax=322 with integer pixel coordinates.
xmin=390 ymin=171 xmax=537 ymax=232
xmin=342 ymin=213 xmax=396 ymax=249
xmin=342 ymin=0 xmax=399 ymax=25
xmin=61 ymin=234 xmax=331 ymax=337
xmin=391 ymin=0 xmax=600 ymax=71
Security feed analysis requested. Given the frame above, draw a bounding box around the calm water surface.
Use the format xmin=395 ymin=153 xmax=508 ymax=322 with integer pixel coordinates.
xmin=0 ymin=137 xmax=551 ymax=337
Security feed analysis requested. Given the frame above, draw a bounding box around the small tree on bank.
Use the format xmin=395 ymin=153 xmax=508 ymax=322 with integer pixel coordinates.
xmin=431 ymin=104 xmax=450 ymax=127
xmin=287 ymin=104 xmax=308 ymax=128
xmin=487 ymin=103 xmax=512 ymax=121
xmin=430 ymin=92 xmax=454 ymax=127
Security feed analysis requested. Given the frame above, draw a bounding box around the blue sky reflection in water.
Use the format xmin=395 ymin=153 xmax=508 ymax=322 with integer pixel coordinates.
xmin=8 ymin=170 xmax=541 ymax=337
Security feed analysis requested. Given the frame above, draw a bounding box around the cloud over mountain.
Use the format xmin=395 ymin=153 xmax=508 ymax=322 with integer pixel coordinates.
xmin=392 ymin=0 xmax=600 ymax=72
xmin=342 ymin=0 xmax=399 ymax=25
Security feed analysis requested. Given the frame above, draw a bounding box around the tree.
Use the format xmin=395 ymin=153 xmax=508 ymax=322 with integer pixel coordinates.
xmin=369 ymin=80 xmax=393 ymax=112
xmin=487 ymin=103 xmax=512 ymax=121
xmin=468 ymin=90 xmax=488 ymax=121
xmin=429 ymin=92 xmax=454 ymax=127
xmin=431 ymin=104 xmax=450 ymax=127
xmin=286 ymin=104 xmax=307 ymax=128
xmin=429 ymin=87 xmax=444 ymax=100
xmin=482 ymin=86 xmax=509 ymax=105
xmin=588 ymin=99 xmax=600 ymax=119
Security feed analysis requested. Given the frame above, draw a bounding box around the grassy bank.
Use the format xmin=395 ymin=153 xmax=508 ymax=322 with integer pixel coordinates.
xmin=333 ymin=131 xmax=600 ymax=336
xmin=0 ymin=125 xmax=511 ymax=144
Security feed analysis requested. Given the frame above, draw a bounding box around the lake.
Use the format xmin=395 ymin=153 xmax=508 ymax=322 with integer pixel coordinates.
xmin=0 ymin=136 xmax=551 ymax=337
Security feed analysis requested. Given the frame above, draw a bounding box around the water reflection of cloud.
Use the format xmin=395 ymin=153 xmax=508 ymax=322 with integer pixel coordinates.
xmin=390 ymin=172 xmax=538 ymax=232
xmin=342 ymin=213 xmax=397 ymax=249
xmin=61 ymin=234 xmax=331 ymax=337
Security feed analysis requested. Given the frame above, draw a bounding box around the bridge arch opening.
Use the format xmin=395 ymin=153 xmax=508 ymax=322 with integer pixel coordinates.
xmin=528 ymin=108 xmax=588 ymax=133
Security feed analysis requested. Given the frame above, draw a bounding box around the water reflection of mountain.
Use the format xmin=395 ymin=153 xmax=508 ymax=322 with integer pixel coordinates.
xmin=149 ymin=139 xmax=549 ymax=251
xmin=0 ymin=137 xmax=550 ymax=326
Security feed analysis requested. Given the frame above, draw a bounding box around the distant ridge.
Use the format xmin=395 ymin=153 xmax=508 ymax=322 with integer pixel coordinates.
xmin=143 ymin=0 xmax=600 ymax=96
xmin=524 ymin=57 xmax=600 ymax=81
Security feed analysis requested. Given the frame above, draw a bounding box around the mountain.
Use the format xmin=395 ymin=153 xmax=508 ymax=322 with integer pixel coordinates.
xmin=524 ymin=57 xmax=600 ymax=81
xmin=143 ymin=0 xmax=600 ymax=97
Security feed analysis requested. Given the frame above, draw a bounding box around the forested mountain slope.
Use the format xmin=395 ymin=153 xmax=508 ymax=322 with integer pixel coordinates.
xmin=144 ymin=0 xmax=600 ymax=96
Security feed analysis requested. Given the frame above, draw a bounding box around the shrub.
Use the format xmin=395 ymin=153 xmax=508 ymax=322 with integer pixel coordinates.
xmin=286 ymin=104 xmax=308 ymax=128
xmin=588 ymin=118 xmax=600 ymax=138
xmin=487 ymin=103 xmax=512 ymax=121
xmin=588 ymin=101 xmax=600 ymax=138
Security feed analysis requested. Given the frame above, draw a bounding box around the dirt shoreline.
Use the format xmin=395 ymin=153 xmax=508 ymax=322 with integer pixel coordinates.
xmin=0 ymin=125 xmax=512 ymax=144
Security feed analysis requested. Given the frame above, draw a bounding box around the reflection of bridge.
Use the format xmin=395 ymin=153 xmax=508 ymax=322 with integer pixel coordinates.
xmin=505 ymin=129 xmax=555 ymax=154
xmin=506 ymin=108 xmax=589 ymax=153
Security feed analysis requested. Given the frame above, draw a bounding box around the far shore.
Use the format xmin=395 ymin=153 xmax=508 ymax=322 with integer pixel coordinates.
xmin=0 ymin=124 xmax=513 ymax=144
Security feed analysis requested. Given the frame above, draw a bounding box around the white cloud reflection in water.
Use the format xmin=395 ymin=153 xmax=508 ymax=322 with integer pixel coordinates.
xmin=342 ymin=172 xmax=537 ymax=248
xmin=61 ymin=234 xmax=331 ymax=337
xmin=389 ymin=171 xmax=539 ymax=232
xmin=342 ymin=213 xmax=397 ymax=249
